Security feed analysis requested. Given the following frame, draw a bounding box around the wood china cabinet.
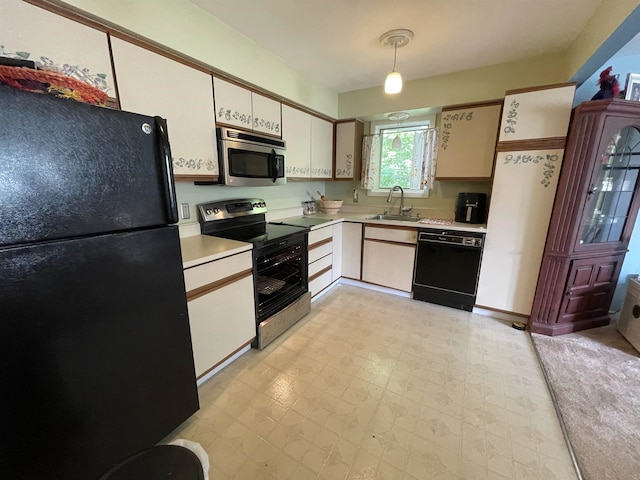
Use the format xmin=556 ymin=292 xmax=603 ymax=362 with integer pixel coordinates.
xmin=530 ymin=99 xmax=640 ymax=335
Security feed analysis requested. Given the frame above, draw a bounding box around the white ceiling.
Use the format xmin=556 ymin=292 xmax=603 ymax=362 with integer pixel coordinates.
xmin=190 ymin=0 xmax=611 ymax=94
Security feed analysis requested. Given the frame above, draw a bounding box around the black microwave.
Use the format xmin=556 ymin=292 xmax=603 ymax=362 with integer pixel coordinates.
xmin=216 ymin=127 xmax=286 ymax=186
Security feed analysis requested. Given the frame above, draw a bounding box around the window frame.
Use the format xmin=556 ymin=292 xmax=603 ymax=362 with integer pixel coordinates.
xmin=367 ymin=115 xmax=436 ymax=198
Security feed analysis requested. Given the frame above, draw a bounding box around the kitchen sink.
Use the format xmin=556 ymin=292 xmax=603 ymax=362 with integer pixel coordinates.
xmin=366 ymin=214 xmax=420 ymax=222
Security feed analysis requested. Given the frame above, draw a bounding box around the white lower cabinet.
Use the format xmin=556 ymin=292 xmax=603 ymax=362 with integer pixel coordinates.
xmin=183 ymin=251 xmax=255 ymax=379
xmin=362 ymin=226 xmax=417 ymax=292
xmin=341 ymin=222 xmax=362 ymax=279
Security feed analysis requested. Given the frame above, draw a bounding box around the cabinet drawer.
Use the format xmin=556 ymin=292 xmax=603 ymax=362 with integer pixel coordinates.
xmin=183 ymin=251 xmax=253 ymax=292
xmin=309 ymin=225 xmax=333 ymax=245
xmin=364 ymin=226 xmax=417 ymax=244
xmin=309 ymin=253 xmax=332 ymax=277
xmin=309 ymin=269 xmax=332 ymax=297
xmin=309 ymin=241 xmax=332 ymax=264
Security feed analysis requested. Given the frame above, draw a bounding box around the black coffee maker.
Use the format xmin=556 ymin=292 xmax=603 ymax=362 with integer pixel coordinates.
xmin=455 ymin=193 xmax=487 ymax=224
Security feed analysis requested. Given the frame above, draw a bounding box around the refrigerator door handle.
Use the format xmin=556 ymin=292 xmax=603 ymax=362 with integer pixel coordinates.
xmin=155 ymin=116 xmax=179 ymax=223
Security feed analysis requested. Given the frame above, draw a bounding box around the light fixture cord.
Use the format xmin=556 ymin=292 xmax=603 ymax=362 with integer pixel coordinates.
xmin=392 ymin=42 xmax=398 ymax=71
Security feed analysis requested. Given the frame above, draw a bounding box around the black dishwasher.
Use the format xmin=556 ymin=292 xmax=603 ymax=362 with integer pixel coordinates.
xmin=412 ymin=228 xmax=485 ymax=311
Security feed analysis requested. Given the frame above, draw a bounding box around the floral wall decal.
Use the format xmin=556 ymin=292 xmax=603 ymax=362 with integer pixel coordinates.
xmin=504 ymin=152 xmax=560 ymax=187
xmin=503 ymin=99 xmax=520 ymax=135
xmin=440 ymin=110 xmax=474 ymax=150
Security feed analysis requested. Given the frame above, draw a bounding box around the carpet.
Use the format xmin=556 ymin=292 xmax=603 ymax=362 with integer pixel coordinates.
xmin=531 ymin=320 xmax=640 ymax=480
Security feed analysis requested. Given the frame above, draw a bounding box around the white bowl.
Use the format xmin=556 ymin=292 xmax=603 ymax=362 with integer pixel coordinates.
xmin=321 ymin=207 xmax=341 ymax=214
xmin=320 ymin=200 xmax=343 ymax=213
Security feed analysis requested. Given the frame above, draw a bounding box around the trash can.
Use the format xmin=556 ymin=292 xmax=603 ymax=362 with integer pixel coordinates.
xmin=97 ymin=445 xmax=204 ymax=480
xmin=618 ymin=276 xmax=640 ymax=352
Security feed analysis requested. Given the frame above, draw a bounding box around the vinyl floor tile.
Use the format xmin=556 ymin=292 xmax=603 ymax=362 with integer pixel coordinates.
xmin=168 ymin=284 xmax=577 ymax=479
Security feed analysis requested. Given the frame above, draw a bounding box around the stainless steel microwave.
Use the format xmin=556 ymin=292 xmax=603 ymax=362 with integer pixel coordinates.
xmin=217 ymin=127 xmax=286 ymax=186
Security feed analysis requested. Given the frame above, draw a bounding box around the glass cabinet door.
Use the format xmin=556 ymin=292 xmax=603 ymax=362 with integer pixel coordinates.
xmin=580 ymin=125 xmax=640 ymax=245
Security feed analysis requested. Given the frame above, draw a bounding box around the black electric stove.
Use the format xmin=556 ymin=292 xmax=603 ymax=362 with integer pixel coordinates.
xmin=198 ymin=199 xmax=309 ymax=247
xmin=197 ymin=198 xmax=311 ymax=350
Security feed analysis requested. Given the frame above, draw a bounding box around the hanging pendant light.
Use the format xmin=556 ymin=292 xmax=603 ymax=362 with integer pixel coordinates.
xmin=388 ymin=112 xmax=409 ymax=150
xmin=380 ymin=29 xmax=414 ymax=95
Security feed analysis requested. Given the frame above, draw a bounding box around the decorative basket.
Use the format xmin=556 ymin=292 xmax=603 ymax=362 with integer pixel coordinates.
xmin=0 ymin=65 xmax=108 ymax=106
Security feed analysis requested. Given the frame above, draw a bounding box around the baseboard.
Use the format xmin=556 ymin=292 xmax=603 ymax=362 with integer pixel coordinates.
xmin=338 ymin=278 xmax=412 ymax=298
xmin=472 ymin=306 xmax=525 ymax=323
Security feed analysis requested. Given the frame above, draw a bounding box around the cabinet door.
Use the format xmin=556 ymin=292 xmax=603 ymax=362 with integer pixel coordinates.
xmin=436 ymin=102 xmax=501 ymax=179
xmin=213 ymin=77 xmax=253 ymax=130
xmin=111 ymin=38 xmax=218 ymax=180
xmin=335 ymin=120 xmax=363 ymax=180
xmin=557 ymin=254 xmax=624 ymax=325
xmin=476 ymin=149 xmax=565 ymax=315
xmin=576 ymin=122 xmax=640 ymax=252
xmin=311 ymin=116 xmax=334 ymax=179
xmin=187 ymin=275 xmax=256 ymax=378
xmin=342 ymin=222 xmax=362 ymax=279
xmin=252 ymin=92 xmax=281 ymax=136
xmin=1 ymin=0 xmax=114 ymax=101
xmin=498 ymin=85 xmax=575 ymax=141
xmin=282 ymin=105 xmax=311 ymax=178
xmin=362 ymin=239 xmax=415 ymax=292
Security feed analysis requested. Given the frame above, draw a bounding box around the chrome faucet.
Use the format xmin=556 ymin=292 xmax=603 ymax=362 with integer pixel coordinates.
xmin=386 ymin=185 xmax=413 ymax=216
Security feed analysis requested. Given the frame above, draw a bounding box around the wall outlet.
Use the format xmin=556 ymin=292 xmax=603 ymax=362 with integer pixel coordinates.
xmin=180 ymin=203 xmax=190 ymax=220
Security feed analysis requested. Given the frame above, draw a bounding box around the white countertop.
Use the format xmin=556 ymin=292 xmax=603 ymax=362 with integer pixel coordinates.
xmin=179 ymin=213 xmax=486 ymax=268
xmin=283 ymin=212 xmax=488 ymax=233
xmin=180 ymin=235 xmax=252 ymax=269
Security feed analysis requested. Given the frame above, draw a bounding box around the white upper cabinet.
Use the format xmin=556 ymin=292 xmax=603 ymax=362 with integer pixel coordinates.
xmin=110 ymin=38 xmax=218 ymax=181
xmin=214 ymin=77 xmax=281 ymax=136
xmin=213 ymin=77 xmax=252 ymax=130
xmin=311 ymin=116 xmax=333 ymax=179
xmin=252 ymin=92 xmax=281 ymax=136
xmin=282 ymin=104 xmax=311 ymax=179
xmin=498 ymin=85 xmax=575 ymax=141
xmin=1 ymin=0 xmax=113 ymax=101
xmin=335 ymin=120 xmax=364 ymax=180
xmin=436 ymin=101 xmax=502 ymax=180
xmin=282 ymin=106 xmax=334 ymax=180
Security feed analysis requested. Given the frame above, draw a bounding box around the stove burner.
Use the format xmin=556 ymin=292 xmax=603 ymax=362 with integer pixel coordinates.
xmin=197 ymin=198 xmax=308 ymax=247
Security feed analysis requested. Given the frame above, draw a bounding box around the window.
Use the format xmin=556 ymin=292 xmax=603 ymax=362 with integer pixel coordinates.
xmin=361 ymin=118 xmax=437 ymax=197
xmin=379 ymin=125 xmax=430 ymax=189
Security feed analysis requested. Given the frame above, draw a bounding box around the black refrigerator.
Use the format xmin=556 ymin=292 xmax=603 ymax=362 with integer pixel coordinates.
xmin=0 ymin=86 xmax=199 ymax=479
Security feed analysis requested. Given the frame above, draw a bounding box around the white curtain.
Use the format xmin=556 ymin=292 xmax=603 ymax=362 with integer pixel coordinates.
xmin=360 ymin=134 xmax=381 ymax=190
xmin=410 ymin=128 xmax=438 ymax=190
xmin=362 ymin=128 xmax=438 ymax=192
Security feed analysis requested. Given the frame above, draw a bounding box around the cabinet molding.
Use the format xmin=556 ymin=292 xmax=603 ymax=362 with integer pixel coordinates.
xmin=496 ymin=137 xmax=567 ymax=152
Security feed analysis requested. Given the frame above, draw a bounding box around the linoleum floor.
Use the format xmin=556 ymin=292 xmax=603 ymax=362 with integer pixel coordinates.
xmin=169 ymin=284 xmax=577 ymax=480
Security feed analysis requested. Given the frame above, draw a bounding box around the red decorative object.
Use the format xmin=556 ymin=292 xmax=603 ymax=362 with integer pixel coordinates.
xmin=591 ymin=66 xmax=620 ymax=100
xmin=0 ymin=65 xmax=108 ymax=106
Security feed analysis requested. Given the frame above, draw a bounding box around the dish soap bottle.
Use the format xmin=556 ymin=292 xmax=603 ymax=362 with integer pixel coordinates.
xmin=353 ymin=189 xmax=359 ymax=203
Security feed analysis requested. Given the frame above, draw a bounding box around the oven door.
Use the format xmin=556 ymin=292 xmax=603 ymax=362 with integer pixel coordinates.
xmin=253 ymin=233 xmax=308 ymax=322
xmin=221 ymin=141 xmax=286 ymax=186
